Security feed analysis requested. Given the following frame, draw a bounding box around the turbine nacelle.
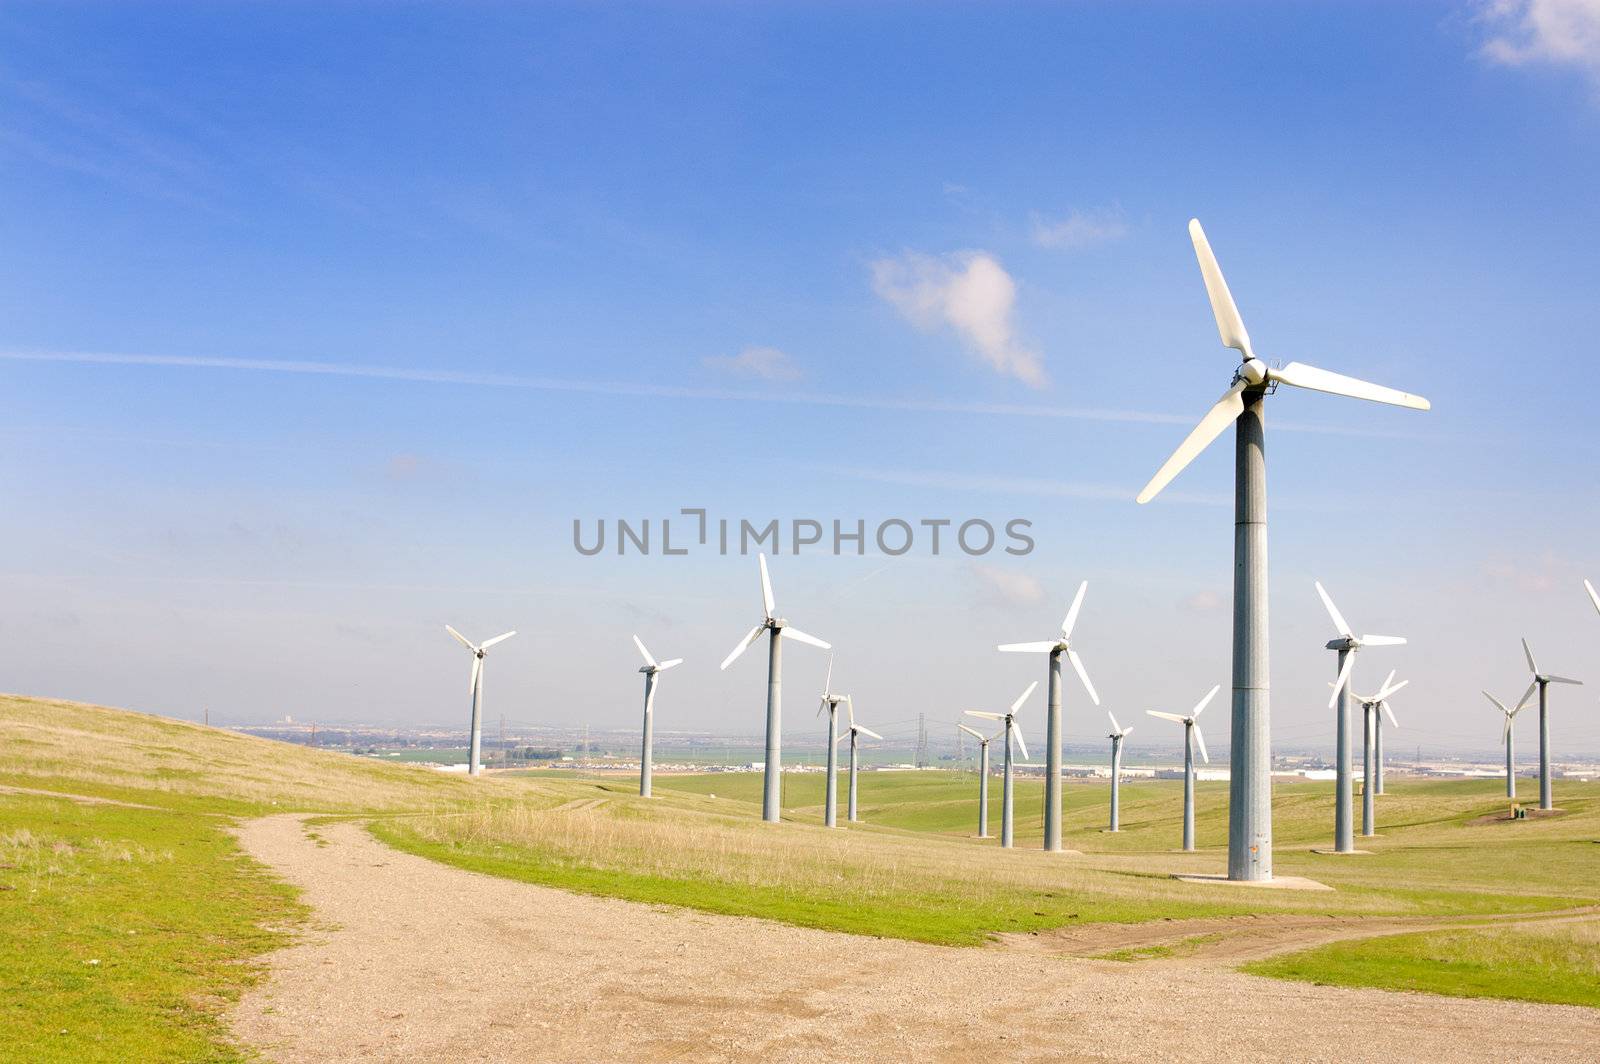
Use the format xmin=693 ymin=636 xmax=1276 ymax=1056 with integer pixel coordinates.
xmin=1238 ymin=358 xmax=1269 ymax=386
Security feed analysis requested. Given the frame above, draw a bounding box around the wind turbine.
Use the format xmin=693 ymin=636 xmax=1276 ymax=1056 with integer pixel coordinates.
xmin=1519 ymin=638 xmax=1583 ymax=811
xmin=444 ymin=626 xmax=517 ymax=777
xmin=1147 ymin=685 xmax=1220 ymax=852
xmin=1351 ymin=671 xmax=1406 ymax=836
xmin=997 ymin=581 xmax=1100 ymax=852
xmin=1106 ymin=712 xmax=1133 ymax=832
xmin=1484 ymin=689 xmax=1534 ymax=799
xmin=1136 ymin=220 xmax=1429 ymax=880
xmin=957 ymin=723 xmax=998 ymax=838
xmin=631 ymin=635 xmax=682 ymax=798
xmin=836 ymin=698 xmax=882 ymax=823
xmin=818 ymin=655 xmax=848 ymax=828
xmin=1315 ymin=581 xmax=1405 ymax=853
xmin=720 ymin=553 xmax=831 ymax=823
xmin=965 ymin=681 xmax=1038 ymax=848
xmin=1585 ymin=579 xmax=1600 ymax=618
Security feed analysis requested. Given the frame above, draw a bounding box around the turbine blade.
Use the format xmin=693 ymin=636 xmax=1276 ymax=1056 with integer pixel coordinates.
xmin=1188 ymin=218 xmax=1253 ymax=359
xmin=1382 ymin=701 xmax=1399 ymax=729
xmin=1010 ymin=679 xmax=1040 ymax=713
xmin=1107 ymin=710 xmax=1123 ymax=735
xmin=818 ymin=696 xmax=828 ymax=718
xmin=1375 ymin=669 xmax=1397 ymax=699
xmin=1011 ymin=722 xmax=1029 ymax=762
xmin=758 ymin=553 xmax=776 ymax=619
xmin=823 ymin=652 xmax=834 ymax=698
xmin=1547 ymin=675 xmax=1584 ymax=686
xmin=480 ymin=630 xmax=517 ymax=650
xmin=1517 ymin=680 xmax=1538 ymax=712
xmin=1483 ymin=690 xmax=1509 ymax=714
xmin=1314 ymin=581 xmax=1352 ymax=638
xmin=1192 ymin=722 xmax=1210 ymax=764
xmin=1522 ymin=638 xmax=1538 ymax=676
xmin=632 ymin=634 xmax=657 ymax=669
xmin=845 ymin=694 xmax=855 ymax=728
xmin=1191 ymin=683 xmax=1222 ymax=719
xmin=965 ymin=710 xmax=1005 ymax=720
xmin=1136 ymin=379 xmax=1247 ymax=504
xmin=782 ymin=627 xmax=831 ymax=650
xmin=1061 ymin=581 xmax=1088 ymax=638
xmin=1123 ymin=726 xmax=1133 ymax=737
xmin=997 ymin=641 xmax=1058 ymax=653
xmin=1377 ymin=677 xmax=1409 ymax=700
xmin=958 ymin=724 xmax=985 ymax=740
xmin=1328 ymin=650 xmax=1357 ymax=709
xmin=836 ymin=732 xmax=850 ymax=746
xmin=720 ymin=625 xmax=764 ymax=671
xmin=1359 ymin=634 xmax=1406 ymax=647
xmin=1269 ymin=361 xmax=1430 ymax=411
xmin=656 ymin=658 xmax=683 ymax=671
xmin=445 ymin=625 xmax=475 ymax=651
xmin=1587 ymin=578 xmax=1600 ymax=617
xmin=1066 ymin=648 xmax=1100 ymax=706
xmin=856 ymin=726 xmax=884 ymax=741
xmin=1146 ymin=710 xmax=1186 ymax=723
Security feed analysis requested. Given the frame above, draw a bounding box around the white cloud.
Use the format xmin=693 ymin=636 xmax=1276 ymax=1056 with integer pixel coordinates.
xmin=701 ymin=345 xmax=802 ymax=381
xmin=1180 ymin=589 xmax=1227 ymax=614
xmin=1480 ymin=0 xmax=1600 ymax=87
xmin=1030 ymin=207 xmax=1128 ymax=250
xmin=972 ymin=564 xmax=1046 ymax=609
xmin=871 ymin=251 xmax=1047 ymax=388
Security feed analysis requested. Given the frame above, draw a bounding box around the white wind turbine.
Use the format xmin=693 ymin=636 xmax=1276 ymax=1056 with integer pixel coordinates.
xmin=445 ymin=625 xmax=517 ymax=777
xmin=1315 ymin=581 xmax=1405 ymax=853
xmin=817 ymin=655 xmax=848 ymax=828
xmin=1106 ymin=712 xmax=1133 ymax=833
xmin=997 ymin=581 xmax=1100 ymax=852
xmin=1147 ymin=684 xmax=1220 ymax=852
xmin=836 ymin=698 xmax=882 ymax=824
xmin=1137 ymin=220 xmax=1429 ymax=881
xmin=1351 ymin=670 xmax=1407 ymax=836
xmin=957 ymin=723 xmax=999 ymax=838
xmin=720 ymin=553 xmax=831 ymax=824
xmin=965 ymin=680 xmax=1038 ymax=848
xmin=1483 ymin=689 xmax=1534 ymax=799
xmin=1518 ymin=638 xmax=1583 ymax=811
xmin=631 ymin=635 xmax=683 ymax=798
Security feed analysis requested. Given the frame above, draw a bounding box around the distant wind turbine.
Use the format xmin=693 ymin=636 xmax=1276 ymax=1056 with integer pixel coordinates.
xmin=631 ymin=635 xmax=682 ymax=798
xmin=997 ymin=581 xmax=1100 ymax=852
xmin=1106 ymin=712 xmax=1133 ymax=833
xmin=1351 ymin=671 xmax=1406 ymax=836
xmin=957 ymin=724 xmax=997 ymax=838
xmin=1483 ymin=689 xmax=1534 ymax=799
xmin=1519 ymin=638 xmax=1583 ymax=811
xmin=1315 ymin=581 xmax=1404 ymax=853
xmin=1147 ymin=684 xmax=1220 ymax=852
xmin=836 ymin=697 xmax=881 ymax=823
xmin=1137 ymin=220 xmax=1429 ymax=881
xmin=966 ymin=681 xmax=1038 ymax=848
xmin=720 ymin=553 xmax=831 ymax=823
xmin=817 ymin=655 xmax=847 ymax=828
xmin=445 ymin=625 xmax=516 ymax=777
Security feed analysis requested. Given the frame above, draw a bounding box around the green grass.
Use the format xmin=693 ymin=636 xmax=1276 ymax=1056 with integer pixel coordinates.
xmin=0 ymin=793 xmax=304 ymax=1062
xmin=1245 ymin=918 xmax=1600 ymax=1008
xmin=1096 ymin=933 xmax=1224 ymax=962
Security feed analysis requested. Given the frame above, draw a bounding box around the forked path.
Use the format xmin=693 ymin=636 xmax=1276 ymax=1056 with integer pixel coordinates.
xmin=231 ymin=815 xmax=1598 ymax=1063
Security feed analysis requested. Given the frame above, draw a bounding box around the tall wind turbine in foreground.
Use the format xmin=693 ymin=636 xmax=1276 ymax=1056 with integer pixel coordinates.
xmin=1147 ymin=684 xmax=1220 ymax=852
xmin=1138 ymin=220 xmax=1429 ymax=880
xmin=966 ymin=681 xmax=1038 ymax=848
xmin=1315 ymin=581 xmax=1405 ymax=853
xmin=721 ymin=553 xmax=831 ymax=823
xmin=998 ymin=581 xmax=1100 ymax=852
xmin=818 ymin=655 xmax=848 ymax=828
xmin=631 ymin=635 xmax=683 ymax=798
xmin=1484 ymin=689 xmax=1533 ymax=799
xmin=1106 ymin=712 xmax=1133 ymax=832
xmin=837 ymin=698 xmax=881 ymax=823
xmin=445 ymin=625 xmax=516 ymax=777
xmin=1352 ymin=671 xmax=1406 ymax=836
xmin=1519 ymin=639 xmax=1583 ymax=811
xmin=958 ymin=724 xmax=997 ymax=838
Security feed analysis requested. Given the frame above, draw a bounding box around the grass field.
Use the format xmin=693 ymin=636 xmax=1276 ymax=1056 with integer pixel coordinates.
xmin=3 ymin=692 xmax=1598 ymax=1059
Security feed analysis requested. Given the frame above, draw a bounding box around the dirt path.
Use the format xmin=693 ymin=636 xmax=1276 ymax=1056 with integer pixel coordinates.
xmin=230 ymin=815 xmax=1600 ymax=1063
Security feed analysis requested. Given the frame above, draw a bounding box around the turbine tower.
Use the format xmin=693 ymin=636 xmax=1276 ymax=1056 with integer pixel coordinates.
xmin=720 ymin=553 xmax=831 ymax=823
xmin=631 ymin=635 xmax=683 ymax=798
xmin=836 ymin=698 xmax=881 ymax=823
xmin=957 ymin=723 xmax=997 ymax=838
xmin=1519 ymin=638 xmax=1583 ymax=811
xmin=817 ymin=655 xmax=847 ymax=828
xmin=1484 ymin=689 xmax=1533 ymax=799
xmin=965 ymin=680 xmax=1038 ymax=848
xmin=1351 ymin=671 xmax=1406 ymax=836
xmin=445 ymin=625 xmax=516 ymax=777
xmin=1106 ymin=712 xmax=1133 ymax=832
xmin=1315 ymin=581 xmax=1405 ymax=853
xmin=1147 ymin=684 xmax=1220 ymax=852
xmin=1137 ymin=220 xmax=1429 ymax=880
xmin=997 ymin=581 xmax=1100 ymax=852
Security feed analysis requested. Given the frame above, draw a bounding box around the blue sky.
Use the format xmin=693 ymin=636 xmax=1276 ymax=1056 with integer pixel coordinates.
xmin=3 ymin=1 xmax=1600 ymax=758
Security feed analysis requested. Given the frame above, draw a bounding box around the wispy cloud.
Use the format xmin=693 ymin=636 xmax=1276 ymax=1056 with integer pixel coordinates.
xmin=702 ymin=345 xmax=802 ymax=381
xmin=871 ymin=251 xmax=1047 ymax=388
xmin=1030 ymin=207 xmax=1128 ymax=250
xmin=1479 ymin=0 xmax=1600 ymax=90
xmin=972 ymin=564 xmax=1046 ymax=608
